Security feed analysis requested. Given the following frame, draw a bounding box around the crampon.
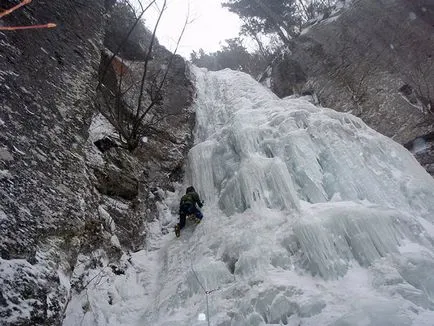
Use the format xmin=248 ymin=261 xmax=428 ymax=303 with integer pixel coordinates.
xmin=175 ymin=214 xmax=201 ymax=238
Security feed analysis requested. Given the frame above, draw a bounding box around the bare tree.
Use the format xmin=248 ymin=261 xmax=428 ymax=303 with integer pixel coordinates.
xmin=98 ymin=0 xmax=190 ymax=151
xmin=97 ymin=0 xmax=158 ymax=90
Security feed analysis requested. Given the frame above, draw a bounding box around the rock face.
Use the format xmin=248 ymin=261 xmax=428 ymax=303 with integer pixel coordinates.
xmin=0 ymin=1 xmax=195 ymax=325
xmin=0 ymin=1 xmax=107 ymax=324
xmin=269 ymin=0 xmax=434 ymax=175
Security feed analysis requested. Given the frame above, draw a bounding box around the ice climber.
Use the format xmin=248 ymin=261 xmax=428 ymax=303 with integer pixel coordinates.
xmin=175 ymin=186 xmax=203 ymax=237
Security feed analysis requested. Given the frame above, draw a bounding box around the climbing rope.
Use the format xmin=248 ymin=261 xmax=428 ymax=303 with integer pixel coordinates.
xmin=190 ymin=260 xmax=211 ymax=326
xmin=189 ymin=217 xmax=221 ymax=326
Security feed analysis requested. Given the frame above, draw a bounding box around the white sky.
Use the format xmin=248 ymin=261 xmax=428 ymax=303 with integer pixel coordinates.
xmin=136 ymin=0 xmax=243 ymax=59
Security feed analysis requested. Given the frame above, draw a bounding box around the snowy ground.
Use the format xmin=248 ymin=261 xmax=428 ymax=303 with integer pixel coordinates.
xmin=64 ymin=67 xmax=434 ymax=325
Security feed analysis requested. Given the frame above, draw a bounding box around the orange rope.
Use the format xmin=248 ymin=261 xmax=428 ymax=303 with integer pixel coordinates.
xmin=0 ymin=23 xmax=56 ymax=31
xmin=0 ymin=0 xmax=56 ymax=32
xmin=0 ymin=0 xmax=32 ymax=19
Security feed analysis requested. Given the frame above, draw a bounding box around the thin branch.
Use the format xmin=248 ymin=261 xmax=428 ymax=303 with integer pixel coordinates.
xmin=116 ymin=58 xmax=125 ymax=128
xmin=135 ymin=7 xmax=190 ymax=131
xmin=124 ymin=0 xmax=140 ymax=18
xmin=158 ymin=8 xmax=190 ymax=90
xmin=135 ymin=0 xmax=167 ymax=122
xmin=97 ymin=0 xmax=158 ymax=91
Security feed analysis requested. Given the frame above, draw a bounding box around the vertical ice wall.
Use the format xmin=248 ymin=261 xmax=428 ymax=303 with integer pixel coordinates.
xmin=187 ymin=67 xmax=434 ymax=281
xmin=188 ymin=69 xmax=301 ymax=215
xmin=188 ymin=67 xmax=434 ymax=219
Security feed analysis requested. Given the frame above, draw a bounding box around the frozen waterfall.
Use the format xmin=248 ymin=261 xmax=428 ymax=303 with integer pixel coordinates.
xmin=64 ymin=67 xmax=434 ymax=326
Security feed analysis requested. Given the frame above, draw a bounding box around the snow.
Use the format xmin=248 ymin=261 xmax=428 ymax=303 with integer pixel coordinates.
xmin=58 ymin=268 xmax=71 ymax=295
xmin=86 ymin=113 xmax=118 ymax=167
xmin=88 ymin=113 xmax=117 ymax=144
xmin=110 ymin=235 xmax=121 ymax=249
xmin=322 ymin=14 xmax=341 ymax=24
xmin=99 ymin=206 xmax=116 ymax=232
xmin=0 ymin=257 xmax=46 ymax=323
xmin=409 ymin=138 xmax=428 ymax=154
xmin=0 ymin=169 xmax=12 ymax=179
xmin=409 ymin=12 xmax=417 ymax=21
xmin=12 ymin=145 xmax=25 ymax=155
xmin=64 ymin=67 xmax=434 ymax=325
xmin=0 ymin=210 xmax=7 ymax=221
